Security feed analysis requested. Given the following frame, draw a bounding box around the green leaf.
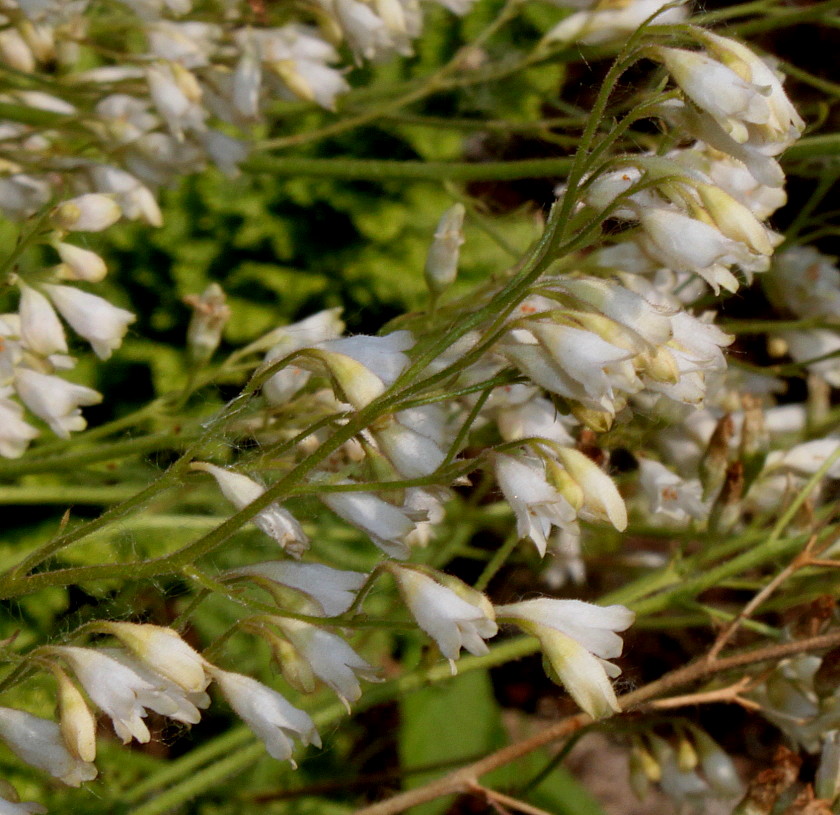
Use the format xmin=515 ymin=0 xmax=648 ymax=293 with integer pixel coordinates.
xmin=399 ymin=668 xmax=504 ymax=815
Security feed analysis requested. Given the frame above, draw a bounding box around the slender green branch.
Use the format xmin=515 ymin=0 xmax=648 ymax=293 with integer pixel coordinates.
xmin=242 ymin=155 xmax=574 ymax=182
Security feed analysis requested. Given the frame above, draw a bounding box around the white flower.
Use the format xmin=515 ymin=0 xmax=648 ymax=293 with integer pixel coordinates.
xmin=146 ymin=61 xmax=205 ymax=140
xmin=781 ymin=330 xmax=840 ymax=387
xmin=209 ymin=667 xmax=320 ymax=765
xmin=425 ymin=203 xmax=465 ymax=296
xmin=660 ymin=100 xmax=786 ymax=188
xmin=494 ymin=453 xmax=577 ymax=557
xmin=146 ymin=21 xmax=221 ymax=68
xmin=89 ymin=165 xmax=163 ymax=226
xmin=695 ymin=31 xmax=804 ymax=147
xmin=320 ymin=480 xmax=421 ymax=559
xmin=312 ymin=331 xmax=413 ymax=410
xmin=638 ymin=207 xmax=767 ymax=294
xmin=53 ymin=242 xmax=108 ymax=283
xmin=54 ymin=667 xmax=97 ymax=763
xmin=55 ymin=647 xmax=197 ymax=743
xmin=232 ymin=36 xmax=261 ymax=118
xmin=372 ymin=412 xmax=447 ymax=479
xmin=638 ymin=458 xmax=707 ymax=522
xmin=259 ymin=308 xmax=345 ymax=405
xmin=184 ymin=282 xmax=230 ymax=366
xmin=496 ymin=395 xmax=577 ymax=446
xmin=545 ymin=0 xmax=687 ymax=45
xmin=658 ymin=46 xmax=770 ymax=144
xmin=50 ymin=193 xmax=121 ymax=232
xmin=272 ymin=618 xmax=380 ymax=707
xmin=102 ymin=622 xmax=209 ymax=693
xmin=18 ymin=283 xmax=67 ymax=357
xmin=503 ymin=321 xmax=637 ymax=414
xmin=496 ymin=599 xmax=634 ymax=719
xmin=764 ymin=438 xmax=840 ymax=478
xmin=554 ymin=446 xmax=628 ymax=531
xmin=42 ymin=284 xmax=135 ymax=360
xmin=0 ymin=707 xmax=97 ymax=787
xmin=228 ymin=561 xmax=367 ymax=617
xmin=191 ymin=462 xmax=308 ymax=557
xmin=0 ymin=794 xmax=47 ymax=815
xmin=103 ymin=649 xmax=209 ymax=725
xmin=0 ymin=395 xmax=39 ymax=458
xmin=390 ymin=565 xmax=498 ymax=667
xmin=248 ymin=25 xmax=350 ymax=111
xmin=15 ymin=368 xmax=102 ymax=438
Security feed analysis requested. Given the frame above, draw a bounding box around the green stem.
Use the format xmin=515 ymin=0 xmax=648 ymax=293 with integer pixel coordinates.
xmin=243 ymin=155 xmax=574 ymax=182
xmin=0 ymin=433 xmax=186 ymax=478
xmin=0 ymin=485 xmax=146 ymax=505
xmin=784 ymin=134 xmax=840 ymax=161
xmin=474 ymin=530 xmax=521 ymax=592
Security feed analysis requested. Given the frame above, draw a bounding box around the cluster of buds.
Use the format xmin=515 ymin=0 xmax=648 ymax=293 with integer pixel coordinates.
xmin=629 ymin=727 xmax=743 ymax=808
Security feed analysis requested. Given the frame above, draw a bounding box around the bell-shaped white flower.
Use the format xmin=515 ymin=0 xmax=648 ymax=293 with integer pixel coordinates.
xmin=0 ymin=394 xmax=39 ymax=458
xmin=146 ymin=61 xmax=205 ymax=140
xmin=191 ymin=462 xmax=308 ymax=557
xmin=695 ymin=31 xmax=804 ymax=147
xmin=15 ymin=368 xmax=102 ymax=438
xmin=496 ymin=599 xmax=634 ymax=719
xmin=372 ymin=411 xmax=447 ymax=479
xmin=101 ymin=622 xmax=208 ymax=693
xmin=102 ymin=649 xmax=209 ymax=725
xmin=50 ymin=193 xmax=121 ymax=232
xmin=425 ymin=203 xmax=465 ymax=296
xmin=638 ymin=458 xmax=707 ymax=523
xmin=390 ymin=565 xmax=498 ymax=668
xmin=496 ymin=394 xmax=577 ymax=447
xmin=271 ymin=618 xmax=380 ymax=707
xmin=54 ymin=646 xmax=195 ymax=743
xmin=638 ymin=207 xmax=764 ymax=294
xmin=42 ymin=284 xmax=134 ymax=360
xmin=90 ymin=165 xmax=163 ymax=227
xmin=311 ymin=331 xmax=413 ymax=410
xmin=229 ymin=561 xmax=367 ymax=616
xmin=320 ymin=480 xmax=422 ymax=559
xmin=494 ymin=453 xmax=577 ymax=557
xmin=554 ymin=446 xmax=628 ymax=531
xmin=259 ymin=308 xmax=344 ymax=405
xmin=209 ymin=667 xmax=320 ymax=765
xmin=0 ymin=707 xmax=97 ymax=787
xmin=54 ymin=242 xmax=108 ymax=283
xmin=658 ymin=46 xmax=770 ymax=144
xmin=18 ymin=283 xmax=67 ymax=356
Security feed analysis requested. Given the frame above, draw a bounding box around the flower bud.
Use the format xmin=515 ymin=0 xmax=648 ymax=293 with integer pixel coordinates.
xmin=54 ymin=667 xmax=96 ymax=763
xmin=51 ymin=194 xmax=121 ymax=232
xmin=709 ymin=461 xmax=744 ymax=534
xmin=424 ymin=203 xmax=465 ymax=298
xmin=54 ymin=242 xmax=108 ymax=282
xmin=184 ymin=283 xmax=230 ymax=367
xmin=816 ymin=732 xmax=840 ymax=804
xmin=677 ymin=735 xmax=698 ymax=772
xmin=699 ymin=413 xmax=734 ymax=500
xmin=693 ymin=729 xmax=743 ymax=798
xmin=101 ymin=622 xmax=208 ymax=694
xmin=694 ymin=182 xmax=774 ymax=255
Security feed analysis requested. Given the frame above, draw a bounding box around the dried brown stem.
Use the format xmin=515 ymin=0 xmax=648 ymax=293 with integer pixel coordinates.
xmin=645 ymin=677 xmax=761 ymax=712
